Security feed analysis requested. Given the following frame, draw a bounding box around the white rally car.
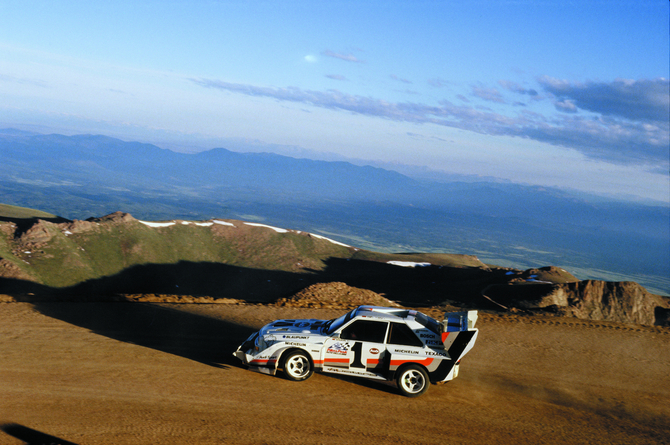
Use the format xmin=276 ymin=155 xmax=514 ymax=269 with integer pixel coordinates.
xmin=233 ymin=305 xmax=479 ymax=397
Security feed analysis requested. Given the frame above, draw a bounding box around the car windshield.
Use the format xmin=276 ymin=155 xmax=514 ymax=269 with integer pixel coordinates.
xmin=414 ymin=311 xmax=441 ymax=335
xmin=324 ymin=308 xmax=356 ymax=335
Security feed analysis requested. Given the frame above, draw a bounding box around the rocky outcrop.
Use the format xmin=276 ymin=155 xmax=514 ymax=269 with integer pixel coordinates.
xmin=87 ymin=211 xmax=136 ymax=224
xmin=275 ymin=282 xmax=400 ymax=309
xmin=485 ymin=280 xmax=670 ymax=326
xmin=559 ymin=280 xmax=669 ymax=326
xmin=19 ymin=219 xmax=59 ymax=244
xmin=14 ymin=212 xmax=135 ymax=244
xmin=62 ymin=219 xmax=97 ymax=234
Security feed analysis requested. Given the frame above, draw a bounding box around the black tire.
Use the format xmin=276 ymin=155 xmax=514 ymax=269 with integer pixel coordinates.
xmin=282 ymin=350 xmax=313 ymax=381
xmin=396 ymin=364 xmax=430 ymax=397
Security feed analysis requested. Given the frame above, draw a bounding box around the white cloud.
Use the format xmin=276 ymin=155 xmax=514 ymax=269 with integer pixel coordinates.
xmin=471 ymin=85 xmax=505 ymax=103
xmin=554 ymin=99 xmax=577 ymax=113
xmin=538 ymin=77 xmax=669 ymax=123
xmin=191 ymin=76 xmax=669 ymax=170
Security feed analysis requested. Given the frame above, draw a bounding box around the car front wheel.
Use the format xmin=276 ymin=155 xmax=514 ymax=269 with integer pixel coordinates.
xmin=396 ymin=364 xmax=430 ymax=397
xmin=282 ymin=350 xmax=313 ymax=381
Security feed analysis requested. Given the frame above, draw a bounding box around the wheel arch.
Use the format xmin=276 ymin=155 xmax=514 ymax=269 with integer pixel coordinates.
xmin=278 ymin=346 xmax=314 ymax=369
xmin=389 ymin=360 xmax=432 ymax=382
xmin=395 ymin=362 xmax=431 ymax=397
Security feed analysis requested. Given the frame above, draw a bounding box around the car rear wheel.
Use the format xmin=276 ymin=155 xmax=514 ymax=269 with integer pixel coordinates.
xmin=396 ymin=364 xmax=430 ymax=397
xmin=282 ymin=350 xmax=313 ymax=381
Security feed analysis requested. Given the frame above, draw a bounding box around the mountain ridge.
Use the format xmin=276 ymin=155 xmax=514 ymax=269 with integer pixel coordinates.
xmin=1 ymin=129 xmax=668 ymax=294
xmin=0 ymin=208 xmax=668 ymax=326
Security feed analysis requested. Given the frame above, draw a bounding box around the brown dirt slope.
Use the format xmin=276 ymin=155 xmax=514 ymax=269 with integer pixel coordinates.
xmin=273 ymin=281 xmax=400 ymax=309
xmin=0 ymin=302 xmax=668 ymax=444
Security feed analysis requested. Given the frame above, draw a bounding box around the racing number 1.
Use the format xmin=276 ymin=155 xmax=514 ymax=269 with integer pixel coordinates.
xmin=350 ymin=342 xmax=364 ymax=368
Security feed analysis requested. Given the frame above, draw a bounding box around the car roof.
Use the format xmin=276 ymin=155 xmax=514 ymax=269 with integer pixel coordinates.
xmin=353 ymin=306 xmax=417 ymax=323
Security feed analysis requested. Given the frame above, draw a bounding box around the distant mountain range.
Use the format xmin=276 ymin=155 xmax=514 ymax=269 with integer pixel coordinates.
xmin=1 ymin=128 xmax=668 ymax=294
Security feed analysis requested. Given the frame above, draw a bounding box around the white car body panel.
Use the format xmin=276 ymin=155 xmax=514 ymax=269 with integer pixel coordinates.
xmin=233 ymin=305 xmax=479 ymax=389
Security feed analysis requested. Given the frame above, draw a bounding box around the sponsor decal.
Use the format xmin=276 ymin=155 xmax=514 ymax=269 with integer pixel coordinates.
xmin=285 ymin=342 xmax=307 ymax=347
xmin=393 ymin=349 xmax=419 ymax=354
xmin=426 ymin=351 xmax=449 ymax=357
xmin=250 ymin=355 xmax=278 ymax=366
xmin=324 ymin=367 xmax=372 ymax=377
xmin=369 ymin=348 xmax=380 ymax=354
xmin=283 ymin=335 xmax=309 ymax=339
xmin=326 ymin=341 xmax=349 ymax=355
xmin=420 ymin=333 xmax=437 ymax=339
xmin=425 ymin=340 xmax=442 ymax=346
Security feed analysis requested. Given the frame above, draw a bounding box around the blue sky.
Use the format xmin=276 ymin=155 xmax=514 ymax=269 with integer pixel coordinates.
xmin=1 ymin=0 xmax=668 ymax=202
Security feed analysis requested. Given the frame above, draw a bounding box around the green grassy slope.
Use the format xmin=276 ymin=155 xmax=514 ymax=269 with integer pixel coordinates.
xmin=0 ymin=207 xmax=510 ymax=304
xmin=3 ymin=216 xmax=354 ymax=289
xmin=0 ymin=203 xmax=60 ymax=219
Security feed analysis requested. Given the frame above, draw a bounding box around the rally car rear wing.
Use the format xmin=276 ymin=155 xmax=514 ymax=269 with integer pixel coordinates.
xmin=442 ymin=310 xmax=478 ymax=332
xmin=439 ymin=310 xmax=478 ymax=377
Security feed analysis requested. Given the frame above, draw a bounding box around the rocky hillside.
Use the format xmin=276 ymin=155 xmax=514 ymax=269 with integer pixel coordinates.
xmin=483 ymin=279 xmax=670 ymax=326
xmin=1 ymin=207 xmax=668 ymax=326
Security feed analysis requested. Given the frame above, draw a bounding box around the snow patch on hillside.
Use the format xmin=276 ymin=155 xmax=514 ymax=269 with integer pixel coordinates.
xmin=310 ymin=233 xmax=351 ymax=248
xmin=139 ymin=221 xmax=176 ymax=228
xmin=388 ymin=261 xmax=432 ymax=268
xmin=139 ymin=219 xmax=235 ymax=228
xmin=244 ymin=222 xmax=288 ymax=233
xmin=137 ymin=218 xmax=351 ymax=253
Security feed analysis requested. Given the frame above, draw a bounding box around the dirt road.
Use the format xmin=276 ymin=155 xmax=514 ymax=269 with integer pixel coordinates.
xmin=1 ymin=302 xmax=668 ymax=444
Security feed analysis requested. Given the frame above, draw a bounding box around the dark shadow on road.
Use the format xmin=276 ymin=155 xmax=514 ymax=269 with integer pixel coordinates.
xmin=33 ymin=301 xmax=256 ymax=369
xmin=318 ymin=256 xmax=505 ymax=308
xmin=1 ymin=257 xmax=502 ymax=309
xmin=1 ymin=257 xmax=504 ymax=371
xmin=0 ymin=422 xmax=78 ymax=445
xmin=325 ymin=373 xmax=400 ymax=396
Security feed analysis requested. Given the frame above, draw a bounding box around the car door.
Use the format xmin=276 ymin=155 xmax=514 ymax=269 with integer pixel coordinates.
xmin=321 ymin=319 xmax=389 ymax=378
xmin=385 ymin=321 xmax=433 ymax=374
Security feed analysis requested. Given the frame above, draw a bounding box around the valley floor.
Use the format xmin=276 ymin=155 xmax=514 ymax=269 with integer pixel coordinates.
xmin=0 ymin=302 xmax=668 ymax=444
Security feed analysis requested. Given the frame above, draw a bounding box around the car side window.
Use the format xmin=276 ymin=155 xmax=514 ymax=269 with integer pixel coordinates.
xmin=388 ymin=322 xmax=424 ymax=347
xmin=341 ymin=320 xmax=388 ymax=343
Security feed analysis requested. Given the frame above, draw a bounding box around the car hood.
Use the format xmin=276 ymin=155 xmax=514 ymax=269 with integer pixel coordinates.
xmin=259 ymin=318 xmax=329 ymax=337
